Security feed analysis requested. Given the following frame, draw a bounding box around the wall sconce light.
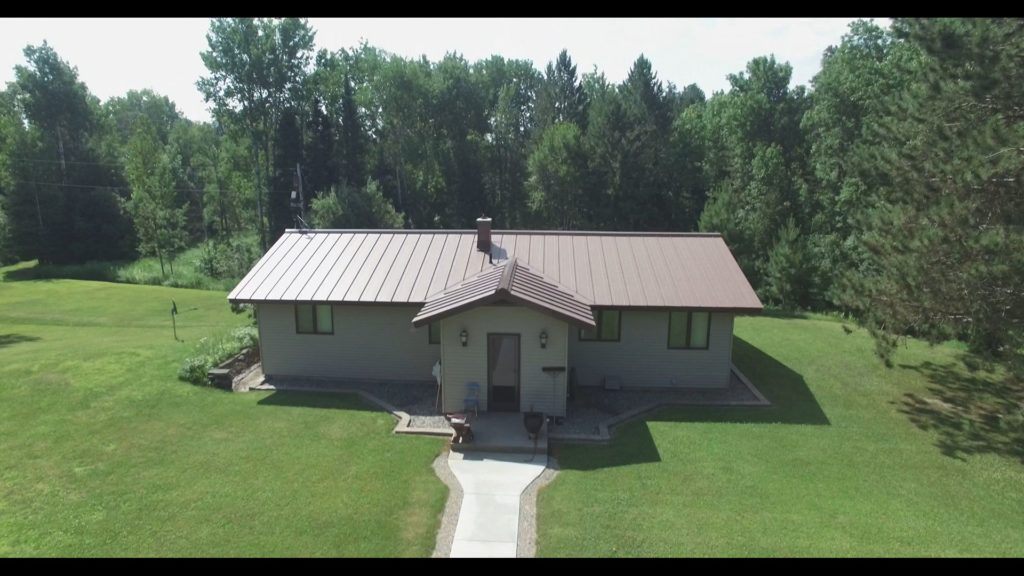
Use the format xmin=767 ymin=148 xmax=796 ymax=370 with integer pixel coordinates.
xmin=540 ymin=330 xmax=548 ymax=349
xmin=460 ymin=329 xmax=468 ymax=347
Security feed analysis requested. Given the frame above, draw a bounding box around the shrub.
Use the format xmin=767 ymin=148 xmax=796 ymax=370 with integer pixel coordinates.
xmin=177 ymin=326 xmax=259 ymax=386
xmin=178 ymin=356 xmax=210 ymax=386
xmin=196 ymin=237 xmax=262 ymax=280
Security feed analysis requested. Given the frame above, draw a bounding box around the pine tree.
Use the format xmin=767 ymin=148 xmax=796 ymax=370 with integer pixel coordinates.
xmin=764 ymin=216 xmax=814 ymax=310
xmin=535 ymin=50 xmax=588 ymax=133
xmin=840 ymin=18 xmax=1024 ymax=365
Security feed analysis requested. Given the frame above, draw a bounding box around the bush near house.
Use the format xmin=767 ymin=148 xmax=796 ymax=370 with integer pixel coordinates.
xmin=178 ymin=325 xmax=259 ymax=386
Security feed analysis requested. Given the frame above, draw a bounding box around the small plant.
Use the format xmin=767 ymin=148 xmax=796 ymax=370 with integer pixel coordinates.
xmin=177 ymin=326 xmax=259 ymax=386
xmin=178 ymin=356 xmax=211 ymax=386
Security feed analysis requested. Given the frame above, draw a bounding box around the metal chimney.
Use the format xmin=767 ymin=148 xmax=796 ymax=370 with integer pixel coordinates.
xmin=476 ymin=216 xmax=492 ymax=253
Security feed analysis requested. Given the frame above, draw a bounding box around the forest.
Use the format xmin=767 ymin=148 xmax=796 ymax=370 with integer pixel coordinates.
xmin=0 ymin=18 xmax=1020 ymax=368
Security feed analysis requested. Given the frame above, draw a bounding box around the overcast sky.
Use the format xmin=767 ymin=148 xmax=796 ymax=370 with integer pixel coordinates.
xmin=0 ymin=18 xmax=887 ymax=123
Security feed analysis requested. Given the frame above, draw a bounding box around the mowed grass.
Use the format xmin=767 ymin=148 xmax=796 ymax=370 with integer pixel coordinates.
xmin=0 ymin=272 xmax=447 ymax=556
xmin=538 ymin=314 xmax=1024 ymax=557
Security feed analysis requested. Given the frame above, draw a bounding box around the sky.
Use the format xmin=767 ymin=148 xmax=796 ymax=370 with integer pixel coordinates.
xmin=0 ymin=18 xmax=886 ymax=123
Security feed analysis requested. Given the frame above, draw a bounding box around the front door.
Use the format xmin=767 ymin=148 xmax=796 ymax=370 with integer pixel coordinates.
xmin=487 ymin=333 xmax=520 ymax=412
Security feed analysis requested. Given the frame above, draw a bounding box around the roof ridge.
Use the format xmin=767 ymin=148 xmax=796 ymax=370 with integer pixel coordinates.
xmin=283 ymin=228 xmax=723 ymax=238
xmin=498 ymin=257 xmax=517 ymax=292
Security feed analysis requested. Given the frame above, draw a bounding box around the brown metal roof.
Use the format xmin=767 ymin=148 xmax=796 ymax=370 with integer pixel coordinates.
xmin=411 ymin=257 xmax=596 ymax=329
xmin=228 ymin=229 xmax=764 ymax=312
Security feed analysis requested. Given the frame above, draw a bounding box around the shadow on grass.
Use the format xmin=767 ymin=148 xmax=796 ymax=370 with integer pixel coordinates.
xmin=0 ymin=333 xmax=41 ymax=349
xmin=256 ymin=390 xmax=382 ymax=413
xmin=647 ymin=337 xmax=830 ymax=426
xmin=759 ymin=308 xmax=811 ymax=320
xmin=2 ymin=261 xmax=120 ymax=283
xmin=897 ymin=360 xmax=1024 ymax=463
xmin=555 ymin=420 xmax=663 ymax=471
xmin=556 ymin=337 xmax=829 ymax=471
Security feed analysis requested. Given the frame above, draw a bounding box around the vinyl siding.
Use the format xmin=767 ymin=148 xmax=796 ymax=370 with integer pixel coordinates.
xmin=569 ymin=311 xmax=734 ymax=388
xmin=257 ymin=303 xmax=439 ymax=382
xmin=441 ymin=306 xmax=569 ymax=416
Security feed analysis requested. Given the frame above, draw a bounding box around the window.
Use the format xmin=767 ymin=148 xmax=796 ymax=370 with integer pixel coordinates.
xmin=668 ymin=311 xmax=711 ymax=349
xmin=295 ymin=304 xmax=333 ymax=335
xmin=579 ymin=310 xmax=621 ymax=342
xmin=429 ymin=321 xmax=441 ymax=345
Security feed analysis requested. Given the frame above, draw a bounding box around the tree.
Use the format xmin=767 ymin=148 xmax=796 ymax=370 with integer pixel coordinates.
xmin=15 ymin=42 xmax=95 ymax=183
xmin=697 ymin=56 xmax=810 ymax=288
xmin=340 ymin=65 xmax=366 ymax=189
xmin=123 ymin=120 xmax=188 ymax=277
xmin=535 ymin=49 xmax=588 ymax=132
xmin=104 ymin=89 xmax=181 ymax=147
xmin=477 ymin=56 xmax=541 ymax=228
xmin=269 ymin=107 xmax=302 ymax=239
xmin=310 ymin=179 xmax=403 ymax=229
xmin=581 ymin=72 xmax=629 ymax=229
xmin=669 ymin=102 xmax=708 ymax=230
xmin=0 ymin=197 xmax=11 ymax=265
xmin=9 ymin=42 xmax=133 ymax=264
xmin=763 ymin=216 xmax=814 ymax=309
xmin=802 ymin=20 xmax=920 ymax=305
xmin=166 ymin=119 xmax=219 ymax=243
xmin=839 ymin=18 xmax=1024 ymax=365
xmin=616 ymin=55 xmax=674 ymax=229
xmin=527 ymin=122 xmax=586 ymax=228
xmin=198 ymin=18 xmax=315 ymax=250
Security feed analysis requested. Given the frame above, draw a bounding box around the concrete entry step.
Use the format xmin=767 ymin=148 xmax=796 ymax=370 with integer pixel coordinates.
xmin=449 ymin=412 xmax=549 ymax=455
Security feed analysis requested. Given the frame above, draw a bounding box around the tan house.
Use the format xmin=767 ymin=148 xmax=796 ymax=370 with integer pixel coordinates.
xmin=227 ymin=218 xmax=762 ymax=417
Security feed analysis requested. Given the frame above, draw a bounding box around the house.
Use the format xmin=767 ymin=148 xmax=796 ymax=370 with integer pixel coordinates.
xmin=227 ymin=218 xmax=762 ymax=417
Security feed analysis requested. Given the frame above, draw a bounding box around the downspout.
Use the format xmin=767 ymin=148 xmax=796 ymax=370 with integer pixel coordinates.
xmin=562 ymin=322 xmax=569 ymax=417
xmin=255 ymin=303 xmax=267 ymax=380
xmin=439 ymin=318 xmax=446 ymax=414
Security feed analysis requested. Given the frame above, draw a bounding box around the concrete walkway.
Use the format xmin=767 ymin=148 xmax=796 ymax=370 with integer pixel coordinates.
xmin=447 ymin=450 xmax=547 ymax=558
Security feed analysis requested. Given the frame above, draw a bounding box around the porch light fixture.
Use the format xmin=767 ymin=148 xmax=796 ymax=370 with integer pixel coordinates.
xmin=460 ymin=329 xmax=468 ymax=347
xmin=540 ymin=330 xmax=548 ymax=349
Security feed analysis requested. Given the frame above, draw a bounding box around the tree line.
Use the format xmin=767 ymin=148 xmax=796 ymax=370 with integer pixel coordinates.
xmin=0 ymin=18 xmax=1020 ymax=367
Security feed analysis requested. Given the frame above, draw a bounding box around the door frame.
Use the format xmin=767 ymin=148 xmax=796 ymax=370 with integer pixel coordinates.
xmin=486 ymin=333 xmax=521 ymax=412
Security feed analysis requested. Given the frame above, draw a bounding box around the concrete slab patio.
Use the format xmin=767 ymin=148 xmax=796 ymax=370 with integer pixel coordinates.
xmin=450 ymin=412 xmax=548 ymax=454
xmin=447 ymin=450 xmax=547 ymax=558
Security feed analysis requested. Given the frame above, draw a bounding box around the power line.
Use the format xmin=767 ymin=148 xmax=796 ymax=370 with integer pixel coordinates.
xmin=8 ymin=179 xmax=274 ymax=197
xmin=10 ymin=156 xmax=134 ymax=169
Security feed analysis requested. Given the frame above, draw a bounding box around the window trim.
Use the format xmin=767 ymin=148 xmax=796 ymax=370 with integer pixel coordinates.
xmin=667 ymin=310 xmax=711 ymax=350
xmin=428 ymin=321 xmax=441 ymax=345
xmin=295 ymin=303 xmax=334 ymax=335
xmin=579 ymin=309 xmax=622 ymax=342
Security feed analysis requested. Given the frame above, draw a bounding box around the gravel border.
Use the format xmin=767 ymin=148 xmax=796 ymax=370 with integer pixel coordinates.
xmin=548 ymin=364 xmax=769 ymax=443
xmin=517 ymin=457 xmax=559 ymax=558
xmin=248 ymin=375 xmax=454 ymax=439
xmin=431 ymin=449 xmax=463 ymax=558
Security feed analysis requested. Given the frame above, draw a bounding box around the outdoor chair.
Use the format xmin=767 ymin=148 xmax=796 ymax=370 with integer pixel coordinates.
xmin=444 ymin=413 xmax=474 ymax=444
xmin=463 ymin=382 xmax=480 ymax=418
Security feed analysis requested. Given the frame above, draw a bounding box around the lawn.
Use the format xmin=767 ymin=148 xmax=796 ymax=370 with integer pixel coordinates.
xmin=537 ymin=313 xmax=1024 ymax=557
xmin=0 ymin=270 xmax=447 ymax=557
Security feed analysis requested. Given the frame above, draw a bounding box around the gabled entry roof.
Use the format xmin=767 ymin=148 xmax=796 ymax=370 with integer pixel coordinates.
xmin=227 ymin=229 xmax=763 ymax=312
xmin=411 ymin=257 xmax=596 ymax=329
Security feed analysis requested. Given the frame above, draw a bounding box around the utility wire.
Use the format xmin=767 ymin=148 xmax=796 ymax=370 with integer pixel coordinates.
xmin=8 ymin=179 xmax=283 ymax=197
xmin=9 ymin=156 xmax=135 ymax=169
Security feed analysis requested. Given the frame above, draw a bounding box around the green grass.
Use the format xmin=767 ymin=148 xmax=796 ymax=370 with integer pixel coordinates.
xmin=0 ymin=270 xmax=447 ymax=557
xmin=538 ymin=314 xmax=1024 ymax=557
xmin=2 ymin=235 xmax=261 ymax=292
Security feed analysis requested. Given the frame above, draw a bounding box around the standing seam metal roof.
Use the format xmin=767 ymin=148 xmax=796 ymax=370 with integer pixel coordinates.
xmin=228 ymin=229 xmax=763 ymax=311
